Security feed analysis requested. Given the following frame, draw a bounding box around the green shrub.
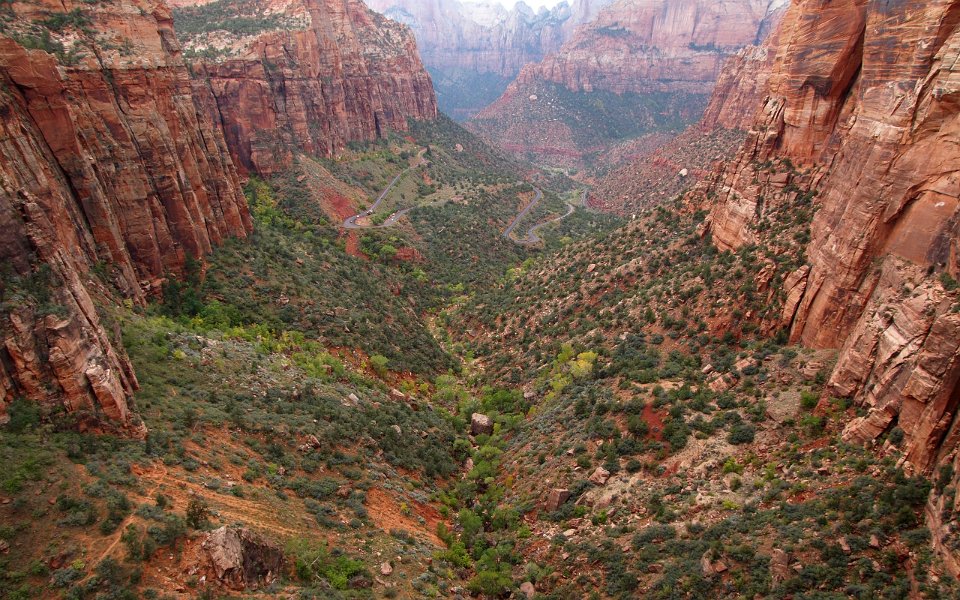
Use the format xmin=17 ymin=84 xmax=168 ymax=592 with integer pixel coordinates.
xmin=728 ymin=422 xmax=756 ymax=445
xmin=800 ymin=390 xmax=819 ymax=410
xmin=186 ymin=497 xmax=210 ymax=529
xmin=286 ymin=539 xmax=368 ymax=590
xmin=4 ymin=399 xmax=40 ymax=433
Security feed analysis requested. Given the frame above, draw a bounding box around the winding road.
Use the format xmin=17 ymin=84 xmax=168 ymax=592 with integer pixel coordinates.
xmin=504 ymin=188 xmax=585 ymax=245
xmin=340 ymin=155 xmax=586 ymax=246
xmin=502 ymin=186 xmax=544 ymax=240
xmin=342 ymin=148 xmax=427 ymax=230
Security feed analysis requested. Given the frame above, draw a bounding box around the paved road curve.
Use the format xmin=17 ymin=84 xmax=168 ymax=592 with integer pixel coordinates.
xmin=342 ymin=149 xmax=426 ymax=230
xmin=505 ymin=188 xmax=584 ymax=245
xmin=502 ymin=186 xmax=544 ymax=239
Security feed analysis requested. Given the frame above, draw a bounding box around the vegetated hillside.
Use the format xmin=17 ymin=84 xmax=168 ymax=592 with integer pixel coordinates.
xmin=172 ymin=0 xmax=438 ymax=176
xmin=472 ymin=82 xmax=709 ymax=169
xmin=433 ymin=158 xmax=960 ymax=597
xmin=469 ymin=0 xmax=786 ymax=168
xmin=419 ymin=1 xmax=960 ymax=597
xmin=589 ymin=127 xmax=746 ymax=214
xmin=366 ymin=0 xmax=614 ymax=120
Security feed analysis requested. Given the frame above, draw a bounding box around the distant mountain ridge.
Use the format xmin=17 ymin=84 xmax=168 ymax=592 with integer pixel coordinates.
xmin=365 ymin=0 xmax=613 ymax=119
xmin=469 ymin=0 xmax=787 ymax=166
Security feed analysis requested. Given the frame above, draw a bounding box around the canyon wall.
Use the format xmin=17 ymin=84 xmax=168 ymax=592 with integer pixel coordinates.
xmin=174 ymin=0 xmax=438 ymax=176
xmin=364 ymin=0 xmax=612 ymax=119
xmin=366 ymin=0 xmax=612 ymax=78
xmin=0 ymin=0 xmax=252 ymax=429
xmin=469 ymin=0 xmax=787 ymax=166
xmin=508 ymin=0 xmax=785 ymax=95
xmin=699 ymin=0 xmax=960 ymax=570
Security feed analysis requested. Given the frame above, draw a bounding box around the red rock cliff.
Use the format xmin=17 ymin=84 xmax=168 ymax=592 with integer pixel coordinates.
xmin=365 ymin=0 xmax=613 ymax=79
xmin=507 ymin=0 xmax=785 ymax=96
xmin=700 ymin=28 xmax=783 ymax=131
xmin=469 ymin=0 xmax=786 ymax=165
xmin=0 ymin=0 xmax=252 ymax=429
xmin=174 ymin=0 xmax=438 ymax=176
xmin=700 ymin=0 xmax=960 ymax=570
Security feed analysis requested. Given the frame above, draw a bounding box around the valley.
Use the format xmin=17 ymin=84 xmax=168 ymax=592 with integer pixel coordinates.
xmin=0 ymin=0 xmax=959 ymax=599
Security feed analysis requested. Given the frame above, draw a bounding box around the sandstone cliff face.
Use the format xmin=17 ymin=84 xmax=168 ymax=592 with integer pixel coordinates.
xmin=0 ymin=0 xmax=252 ymax=428
xmin=364 ymin=0 xmax=612 ymax=120
xmin=470 ymin=0 xmax=786 ymax=165
xmin=699 ymin=0 xmax=960 ymax=570
xmin=507 ymin=0 xmax=786 ymax=95
xmin=366 ymin=0 xmax=612 ymax=78
xmin=174 ymin=0 xmax=438 ymax=176
xmin=700 ymin=42 xmax=779 ymax=131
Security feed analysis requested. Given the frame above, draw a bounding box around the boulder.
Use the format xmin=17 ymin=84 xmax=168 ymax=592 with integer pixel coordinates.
xmin=701 ymin=554 xmax=713 ymax=576
xmin=545 ymin=488 xmax=571 ymax=511
xmin=701 ymin=553 xmax=728 ymax=577
xmin=202 ymin=526 xmax=283 ymax=590
xmin=708 ymin=374 xmax=738 ymax=393
xmin=519 ymin=581 xmax=536 ymax=599
xmin=589 ymin=467 xmax=611 ymax=486
xmin=471 ymin=413 xmax=493 ymax=436
xmin=380 ymin=561 xmax=393 ymax=576
xmin=298 ymin=434 xmax=322 ymax=452
xmin=770 ymin=548 xmax=791 ymax=586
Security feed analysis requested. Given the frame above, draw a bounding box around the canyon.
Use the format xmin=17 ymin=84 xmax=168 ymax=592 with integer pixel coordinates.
xmin=470 ymin=0 xmax=787 ymax=166
xmin=1 ymin=0 xmax=960 ymax=596
xmin=365 ymin=0 xmax=613 ymax=119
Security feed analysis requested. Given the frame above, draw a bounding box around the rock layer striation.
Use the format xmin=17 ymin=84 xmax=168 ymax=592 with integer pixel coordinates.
xmin=0 ymin=0 xmax=252 ymax=428
xmin=698 ymin=0 xmax=960 ymax=570
xmin=175 ymin=0 xmax=438 ymax=176
xmin=366 ymin=0 xmax=613 ymax=119
xmin=470 ymin=0 xmax=787 ymax=165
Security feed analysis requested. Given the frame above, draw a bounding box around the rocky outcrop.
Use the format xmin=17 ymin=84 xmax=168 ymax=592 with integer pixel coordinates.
xmin=0 ymin=0 xmax=252 ymax=428
xmin=202 ymin=526 xmax=284 ymax=590
xmin=470 ymin=0 xmax=787 ymax=165
xmin=174 ymin=0 xmax=438 ymax=176
xmin=470 ymin=412 xmax=493 ymax=436
xmin=700 ymin=0 xmax=790 ymax=131
xmin=545 ymin=488 xmax=571 ymax=511
xmin=697 ymin=0 xmax=960 ymax=571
